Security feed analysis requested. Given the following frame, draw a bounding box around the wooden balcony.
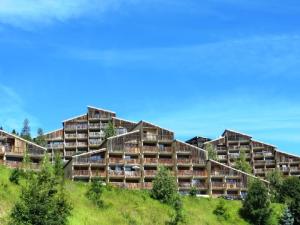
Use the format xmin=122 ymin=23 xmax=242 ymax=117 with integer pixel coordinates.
xmin=65 ymin=133 xmax=77 ymax=139
xmin=73 ymin=170 xmax=90 ymax=177
xmin=159 ymin=146 xmax=173 ymax=153
xmin=143 ymin=146 xmax=158 ymax=153
xmin=47 ymin=143 xmax=64 ymax=149
xmin=143 ymin=134 xmax=157 ymax=142
xmin=125 ymin=158 xmax=140 ymax=164
xmin=177 ymin=170 xmax=193 ymax=177
xmin=109 ymin=170 xmax=125 ymax=176
xmin=193 ymin=183 xmax=207 ymax=189
xmin=158 ymin=135 xmax=173 ymax=142
xmin=211 ymin=182 xmax=225 ymax=189
xmin=193 ymin=170 xmax=207 ymax=177
xmin=125 ymin=171 xmax=141 ymax=177
xmin=91 ymin=170 xmax=106 ymax=177
xmin=144 ymin=170 xmax=157 ymax=177
xmin=143 ymin=158 xmax=158 ymax=164
xmin=124 ymin=147 xmax=140 ymax=154
xmin=143 ymin=182 xmax=153 ymax=189
xmin=124 ymin=183 xmax=142 ymax=189
xmin=177 ymin=158 xmax=192 ymax=165
xmin=158 ymin=158 xmax=173 ymax=165
xmin=192 ymin=159 xmax=206 ymax=165
xmin=178 ymin=182 xmax=192 ymax=188
xmin=109 ymin=158 xmax=124 ymax=164
xmin=65 ymin=151 xmax=75 ymax=157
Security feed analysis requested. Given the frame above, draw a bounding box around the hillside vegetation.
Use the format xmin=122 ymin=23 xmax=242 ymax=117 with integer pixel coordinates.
xmin=0 ymin=165 xmax=282 ymax=225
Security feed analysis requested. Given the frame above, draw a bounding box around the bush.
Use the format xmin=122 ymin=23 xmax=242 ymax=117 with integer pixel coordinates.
xmin=280 ymin=206 xmax=294 ymax=225
xmin=151 ymin=166 xmax=177 ymax=204
xmin=279 ymin=177 xmax=300 ymax=224
xmin=214 ymin=199 xmax=230 ymax=220
xmin=86 ymin=179 xmax=105 ymax=208
xmin=189 ymin=186 xmax=197 ymax=197
xmin=241 ymin=179 xmax=271 ymax=225
xmin=9 ymin=168 xmax=22 ymax=185
xmin=266 ymin=169 xmax=283 ymax=202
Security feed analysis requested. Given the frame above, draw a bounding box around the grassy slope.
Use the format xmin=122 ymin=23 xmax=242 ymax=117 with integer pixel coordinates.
xmin=0 ymin=165 xmax=283 ymax=225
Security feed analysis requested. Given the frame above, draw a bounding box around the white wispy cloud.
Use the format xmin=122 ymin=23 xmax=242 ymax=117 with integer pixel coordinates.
xmin=66 ymin=34 xmax=300 ymax=78
xmin=0 ymin=0 xmax=138 ymax=28
xmin=0 ymin=84 xmax=40 ymax=134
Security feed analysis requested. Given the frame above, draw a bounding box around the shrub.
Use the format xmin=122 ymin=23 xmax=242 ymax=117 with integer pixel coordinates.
xmin=189 ymin=186 xmax=197 ymax=197
xmin=280 ymin=207 xmax=294 ymax=225
xmin=279 ymin=177 xmax=300 ymax=224
xmin=151 ymin=166 xmax=177 ymax=204
xmin=241 ymin=179 xmax=271 ymax=225
xmin=214 ymin=199 xmax=230 ymax=220
xmin=86 ymin=179 xmax=105 ymax=208
xmin=9 ymin=168 xmax=22 ymax=185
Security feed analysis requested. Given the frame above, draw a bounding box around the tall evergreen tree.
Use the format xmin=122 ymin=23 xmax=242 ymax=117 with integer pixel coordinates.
xmin=280 ymin=207 xmax=294 ymax=225
xmin=20 ymin=118 xmax=31 ymax=141
xmin=234 ymin=149 xmax=252 ymax=174
xmin=205 ymin=143 xmax=217 ymax=160
xmin=241 ymin=179 xmax=271 ymax=225
xmin=9 ymin=154 xmax=72 ymax=225
xmin=11 ymin=129 xmax=17 ymax=135
xmin=104 ymin=121 xmax=116 ymax=139
xmin=34 ymin=128 xmax=47 ymax=147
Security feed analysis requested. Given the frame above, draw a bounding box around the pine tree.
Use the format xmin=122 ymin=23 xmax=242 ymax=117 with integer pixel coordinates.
xmin=234 ymin=149 xmax=252 ymax=174
xmin=20 ymin=118 xmax=31 ymax=141
xmin=151 ymin=166 xmax=178 ymax=204
xmin=241 ymin=179 xmax=271 ymax=225
xmin=9 ymin=154 xmax=72 ymax=225
xmin=104 ymin=121 xmax=116 ymax=139
xmin=34 ymin=128 xmax=47 ymax=147
xmin=280 ymin=207 xmax=294 ymax=225
xmin=205 ymin=143 xmax=217 ymax=160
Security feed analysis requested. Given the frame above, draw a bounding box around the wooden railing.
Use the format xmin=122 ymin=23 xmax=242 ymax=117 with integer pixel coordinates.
xmin=125 ymin=171 xmax=141 ymax=177
xmin=211 ymin=182 xmax=225 ymax=188
xmin=109 ymin=158 xmax=124 ymax=164
xmin=177 ymin=158 xmax=192 ymax=164
xmin=178 ymin=182 xmax=191 ymax=188
xmin=158 ymin=158 xmax=173 ymax=164
xmin=73 ymin=170 xmax=90 ymax=176
xmin=109 ymin=170 xmax=125 ymax=176
xmin=177 ymin=170 xmax=193 ymax=176
xmin=143 ymin=158 xmax=158 ymax=164
xmin=144 ymin=170 xmax=157 ymax=176
xmin=143 ymin=146 xmax=158 ymax=153
xmin=193 ymin=170 xmax=207 ymax=177
xmin=124 ymin=183 xmax=142 ymax=189
xmin=91 ymin=170 xmax=106 ymax=177
xmin=125 ymin=158 xmax=140 ymax=164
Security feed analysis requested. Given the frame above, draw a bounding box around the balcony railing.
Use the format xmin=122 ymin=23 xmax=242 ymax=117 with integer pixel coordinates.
xmin=89 ymin=140 xmax=102 ymax=146
xmin=177 ymin=158 xmax=192 ymax=164
xmin=193 ymin=182 xmax=207 ymax=188
xmin=159 ymin=146 xmax=173 ymax=153
xmin=125 ymin=171 xmax=141 ymax=177
xmin=109 ymin=158 xmax=124 ymax=164
xmin=211 ymin=182 xmax=225 ymax=188
xmin=124 ymin=183 xmax=142 ymax=189
xmin=158 ymin=134 xmax=173 ymax=141
xmin=47 ymin=143 xmax=64 ymax=149
xmin=158 ymin=158 xmax=173 ymax=164
xmin=144 ymin=170 xmax=157 ymax=176
xmin=125 ymin=158 xmax=140 ymax=164
xmin=65 ymin=151 xmax=75 ymax=157
xmin=192 ymin=159 xmax=206 ymax=165
xmin=65 ymin=133 xmax=77 ymax=139
xmin=193 ymin=170 xmax=207 ymax=177
xmin=89 ymin=124 xmax=101 ymax=129
xmin=143 ymin=146 xmax=158 ymax=153
xmin=77 ymin=142 xmax=88 ymax=147
xmin=91 ymin=171 xmax=106 ymax=177
xmin=143 ymin=182 xmax=153 ymax=189
xmin=178 ymin=182 xmax=192 ymax=188
xmin=177 ymin=170 xmax=193 ymax=176
xmin=65 ymin=142 xmax=77 ymax=148
xmin=109 ymin=170 xmax=125 ymax=176
xmin=143 ymin=134 xmax=157 ymax=141
xmin=73 ymin=170 xmax=90 ymax=176
xmin=77 ymin=134 xmax=88 ymax=139
xmin=124 ymin=147 xmax=140 ymax=153
xmin=143 ymin=158 xmax=158 ymax=164
xmin=290 ymin=167 xmax=300 ymax=172
xmin=217 ymin=155 xmax=227 ymax=160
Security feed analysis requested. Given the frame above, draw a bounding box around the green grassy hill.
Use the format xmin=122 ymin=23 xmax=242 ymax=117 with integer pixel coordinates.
xmin=0 ymin=165 xmax=283 ymax=225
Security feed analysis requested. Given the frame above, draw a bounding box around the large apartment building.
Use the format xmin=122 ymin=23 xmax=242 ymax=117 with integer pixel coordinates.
xmin=0 ymin=130 xmax=46 ymax=169
xmin=187 ymin=129 xmax=300 ymax=178
xmin=46 ymin=107 xmax=264 ymax=198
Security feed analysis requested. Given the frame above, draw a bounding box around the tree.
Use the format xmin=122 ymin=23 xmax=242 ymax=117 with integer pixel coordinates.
xmin=168 ymin=194 xmax=184 ymax=225
xmin=280 ymin=207 xmax=294 ymax=225
xmin=0 ymin=126 xmax=3 ymax=130
xmin=86 ymin=179 xmax=105 ymax=208
xmin=189 ymin=186 xmax=197 ymax=197
xmin=205 ymin=143 xmax=217 ymax=160
xmin=104 ymin=121 xmax=116 ymax=139
xmin=234 ymin=149 xmax=252 ymax=174
xmin=20 ymin=118 xmax=31 ymax=141
xmin=279 ymin=177 xmax=300 ymax=224
xmin=34 ymin=128 xmax=47 ymax=147
xmin=241 ymin=179 xmax=271 ymax=225
xmin=151 ymin=166 xmax=178 ymax=204
xmin=11 ymin=129 xmax=18 ymax=135
xmin=214 ymin=199 xmax=230 ymax=221
xmin=266 ymin=169 xmax=283 ymax=202
xmin=9 ymin=154 xmax=72 ymax=225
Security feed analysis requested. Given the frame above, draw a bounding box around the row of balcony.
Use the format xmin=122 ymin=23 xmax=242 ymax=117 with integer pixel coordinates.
xmin=65 ymin=124 xmax=108 ymax=130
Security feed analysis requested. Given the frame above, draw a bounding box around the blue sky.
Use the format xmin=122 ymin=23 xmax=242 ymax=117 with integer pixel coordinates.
xmin=0 ymin=0 xmax=300 ymax=154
